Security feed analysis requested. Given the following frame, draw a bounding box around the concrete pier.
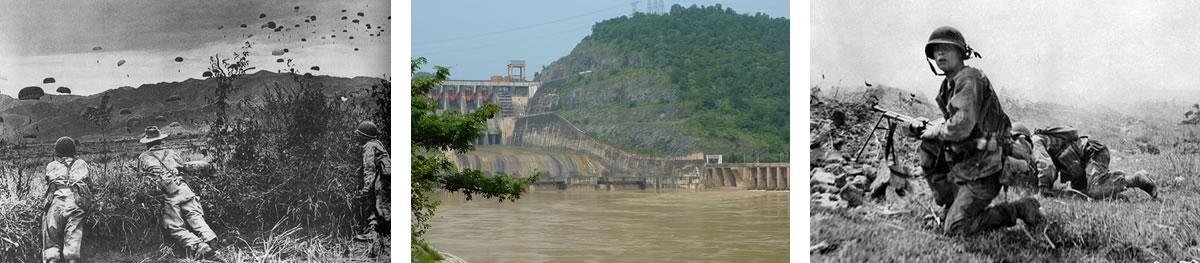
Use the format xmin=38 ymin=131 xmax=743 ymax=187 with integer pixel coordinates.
xmin=703 ymin=163 xmax=789 ymax=191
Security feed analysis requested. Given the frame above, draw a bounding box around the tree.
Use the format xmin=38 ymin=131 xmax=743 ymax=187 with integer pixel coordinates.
xmin=410 ymin=58 xmax=538 ymax=258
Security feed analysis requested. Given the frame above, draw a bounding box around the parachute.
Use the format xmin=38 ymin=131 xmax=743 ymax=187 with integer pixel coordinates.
xmin=349 ymin=36 xmax=354 ymax=40
xmin=155 ymin=116 xmax=167 ymax=122
xmin=202 ymin=71 xmax=213 ymax=78
xmin=352 ymin=19 xmax=359 ymax=24
xmin=283 ymin=48 xmax=289 ymax=53
xmin=174 ymin=57 xmax=184 ymax=62
xmin=119 ymin=108 xmax=132 ymax=115
xmin=167 ymin=95 xmax=182 ymax=102
xmin=169 ymin=121 xmax=182 ymax=127
xmin=310 ymin=66 xmax=320 ymax=71
xmin=217 ymin=25 xmax=224 ymax=30
xmin=301 ymin=38 xmax=307 ymax=42
xmin=271 ymin=49 xmax=286 ymax=56
xmin=342 ymin=30 xmax=347 ymax=33
xmin=240 ymin=24 xmax=247 ymax=28
xmin=92 ymin=46 xmax=102 ymax=51
xmin=56 ymin=87 xmax=70 ymax=94
xmin=294 ymin=6 xmax=299 ymax=11
xmin=259 ymin=13 xmax=266 ymax=19
xmin=18 ymin=86 xmax=44 ymax=100
xmin=276 ymin=58 xmax=284 ymax=63
xmin=43 ymin=77 xmax=55 ymax=84
xmin=264 ymin=21 xmax=277 ymax=29
xmin=117 ymin=59 xmax=126 ymax=67
xmin=341 ymin=9 xmax=346 ymax=13
xmin=357 ymin=12 xmax=364 ymax=17
xmin=310 ymin=15 xmax=316 ymax=21
xmin=341 ymin=16 xmax=347 ymax=20
xmin=126 ymin=117 xmax=141 ymax=127
xmin=354 ymin=48 xmax=359 ymax=51
xmin=303 ymin=73 xmax=313 ymax=78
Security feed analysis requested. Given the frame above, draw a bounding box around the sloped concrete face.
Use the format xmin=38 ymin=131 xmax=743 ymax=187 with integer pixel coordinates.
xmin=506 ymin=113 xmax=706 ymax=177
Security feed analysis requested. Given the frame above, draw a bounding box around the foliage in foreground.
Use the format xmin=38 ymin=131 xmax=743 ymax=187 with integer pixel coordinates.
xmin=410 ymin=57 xmax=539 ymax=258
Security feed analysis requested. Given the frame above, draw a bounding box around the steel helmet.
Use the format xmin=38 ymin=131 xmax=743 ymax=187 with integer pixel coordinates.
xmin=1010 ymin=122 xmax=1031 ymax=138
xmin=55 ymin=136 xmax=77 ymax=157
xmin=355 ymin=121 xmax=380 ymax=138
xmin=924 ymin=26 xmax=980 ymax=60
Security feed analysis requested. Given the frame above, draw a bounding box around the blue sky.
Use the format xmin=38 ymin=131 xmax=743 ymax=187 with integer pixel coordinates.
xmin=0 ymin=0 xmax=390 ymax=95
xmin=413 ymin=0 xmax=789 ymax=80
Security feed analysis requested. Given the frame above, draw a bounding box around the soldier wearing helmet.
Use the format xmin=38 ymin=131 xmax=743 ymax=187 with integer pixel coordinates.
xmin=41 ymin=137 xmax=91 ymax=263
xmin=137 ymin=126 xmax=217 ymax=259
xmin=1019 ymin=126 xmax=1159 ymax=200
xmin=905 ymin=26 xmax=1045 ymax=236
xmin=352 ymin=121 xmax=390 ymax=244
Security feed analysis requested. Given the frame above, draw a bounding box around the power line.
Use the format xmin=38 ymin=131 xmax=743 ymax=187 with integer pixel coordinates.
xmin=414 ymin=3 xmax=628 ymax=46
xmin=416 ymin=23 xmax=595 ymax=56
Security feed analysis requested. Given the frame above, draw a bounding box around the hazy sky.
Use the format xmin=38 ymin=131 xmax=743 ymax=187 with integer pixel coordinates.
xmin=0 ymin=0 xmax=390 ymax=96
xmin=413 ymin=0 xmax=789 ymax=80
xmin=812 ymin=0 xmax=1200 ymax=106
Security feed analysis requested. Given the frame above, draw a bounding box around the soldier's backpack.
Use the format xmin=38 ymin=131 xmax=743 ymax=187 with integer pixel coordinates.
xmin=1034 ymin=126 xmax=1079 ymax=157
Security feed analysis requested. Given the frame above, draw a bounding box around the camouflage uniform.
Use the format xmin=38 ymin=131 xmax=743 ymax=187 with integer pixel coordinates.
xmin=42 ymin=158 xmax=90 ymax=262
xmin=360 ymin=139 xmax=390 ymax=236
xmin=138 ymin=145 xmax=216 ymax=251
xmin=1031 ymin=136 xmax=1156 ymax=199
xmin=919 ymin=66 xmax=1039 ymax=235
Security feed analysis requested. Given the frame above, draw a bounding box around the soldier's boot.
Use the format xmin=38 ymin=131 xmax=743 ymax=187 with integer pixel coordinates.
xmin=1011 ymin=197 xmax=1045 ymax=227
xmin=190 ymin=242 xmax=216 ymax=259
xmin=1125 ymin=172 xmax=1158 ymax=200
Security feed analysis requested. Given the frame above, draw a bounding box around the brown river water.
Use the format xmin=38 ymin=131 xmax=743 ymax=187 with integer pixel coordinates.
xmin=424 ymin=189 xmax=789 ymax=263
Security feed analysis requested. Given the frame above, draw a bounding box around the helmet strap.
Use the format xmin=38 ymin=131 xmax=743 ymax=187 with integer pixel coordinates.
xmin=926 ymin=58 xmax=945 ymax=76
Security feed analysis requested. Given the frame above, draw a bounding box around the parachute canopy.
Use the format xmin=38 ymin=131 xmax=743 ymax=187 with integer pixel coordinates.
xmin=126 ymin=117 xmax=141 ymax=127
xmin=259 ymin=13 xmax=266 ymax=19
xmin=352 ymin=19 xmax=359 ymax=24
xmin=301 ymin=38 xmax=307 ymax=42
xmin=357 ymin=12 xmax=364 ymax=17
xmin=18 ymin=86 xmax=44 ymax=100
xmin=341 ymin=16 xmax=347 ymax=20
xmin=117 ymin=59 xmax=126 ymax=67
xmin=202 ymin=71 xmax=213 ymax=78
xmin=167 ymin=95 xmax=182 ymax=102
xmin=276 ymin=58 xmax=284 ymax=63
xmin=169 ymin=121 xmax=182 ymax=127
xmin=264 ymin=21 xmax=277 ymax=29
xmin=92 ymin=46 xmax=102 ymax=51
xmin=240 ymin=24 xmax=247 ymax=28
xmin=174 ymin=57 xmax=184 ymax=62
xmin=283 ymin=48 xmax=289 ymax=53
xmin=119 ymin=108 xmax=132 ymax=115
xmin=56 ymin=87 xmax=70 ymax=94
xmin=310 ymin=66 xmax=320 ymax=71
xmin=43 ymin=77 xmax=55 ymax=84
xmin=217 ymin=25 xmax=224 ymax=30
xmin=310 ymin=15 xmax=317 ymax=21
xmin=155 ymin=116 xmax=167 ymax=122
xmin=271 ymin=49 xmax=285 ymax=56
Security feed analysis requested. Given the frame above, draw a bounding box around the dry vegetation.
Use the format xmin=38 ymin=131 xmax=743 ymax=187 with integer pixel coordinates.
xmin=0 ymin=76 xmax=391 ymax=262
xmin=811 ymin=84 xmax=1200 ymax=262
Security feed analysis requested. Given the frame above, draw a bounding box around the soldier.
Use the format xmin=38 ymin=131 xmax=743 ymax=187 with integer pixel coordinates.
xmin=137 ymin=126 xmax=216 ymax=259
xmin=42 ymin=137 xmax=91 ymax=263
xmin=352 ymin=121 xmax=390 ymax=242
xmin=905 ymin=26 xmax=1044 ymax=236
xmin=1026 ymin=126 xmax=1158 ymax=200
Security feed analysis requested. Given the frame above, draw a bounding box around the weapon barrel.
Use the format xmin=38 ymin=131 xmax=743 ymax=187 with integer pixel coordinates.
xmin=871 ymin=105 xmax=923 ymax=124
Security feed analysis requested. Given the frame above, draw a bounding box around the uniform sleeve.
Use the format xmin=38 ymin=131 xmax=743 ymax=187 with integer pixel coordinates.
xmin=1032 ymin=136 xmax=1057 ymax=184
xmin=361 ymin=145 xmax=377 ymax=192
xmin=933 ymin=77 xmax=980 ymax=141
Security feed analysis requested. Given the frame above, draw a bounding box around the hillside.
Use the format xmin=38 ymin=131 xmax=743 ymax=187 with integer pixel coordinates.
xmin=0 ymin=71 xmax=383 ymax=143
xmin=529 ymin=4 xmax=788 ymax=161
xmin=810 ymin=83 xmax=1200 ymax=262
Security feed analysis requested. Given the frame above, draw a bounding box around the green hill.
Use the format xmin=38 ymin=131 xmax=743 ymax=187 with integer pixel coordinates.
xmin=530 ymin=4 xmax=789 ymax=161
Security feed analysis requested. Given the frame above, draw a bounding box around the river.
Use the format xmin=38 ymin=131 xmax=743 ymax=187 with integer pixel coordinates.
xmin=424 ymin=189 xmax=789 ymax=263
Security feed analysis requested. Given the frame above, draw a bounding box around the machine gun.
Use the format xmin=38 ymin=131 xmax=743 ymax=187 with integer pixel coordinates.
xmin=852 ymin=104 xmax=932 ymax=161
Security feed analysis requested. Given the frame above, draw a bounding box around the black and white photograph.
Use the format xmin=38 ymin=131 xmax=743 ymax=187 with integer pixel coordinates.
xmin=812 ymin=1 xmax=1200 ymax=262
xmin=0 ymin=0 xmax=391 ymax=262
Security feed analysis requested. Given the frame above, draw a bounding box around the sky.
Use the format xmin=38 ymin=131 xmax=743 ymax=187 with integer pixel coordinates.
xmin=413 ymin=0 xmax=790 ymax=81
xmin=812 ymin=0 xmax=1200 ymax=106
xmin=0 ymin=0 xmax=390 ymax=96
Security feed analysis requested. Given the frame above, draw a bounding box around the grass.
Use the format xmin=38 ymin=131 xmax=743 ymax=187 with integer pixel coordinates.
xmin=0 ymin=77 xmax=391 ymax=262
xmin=812 ymin=84 xmax=1200 ymax=262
